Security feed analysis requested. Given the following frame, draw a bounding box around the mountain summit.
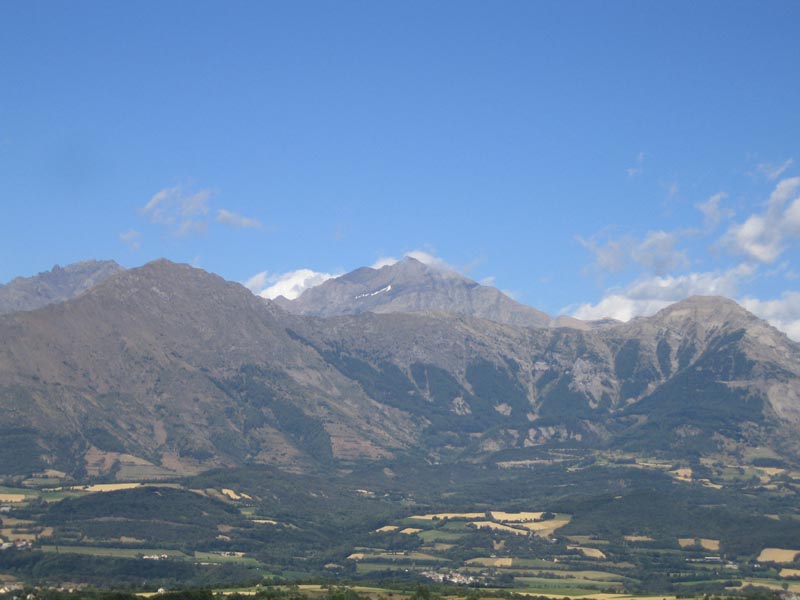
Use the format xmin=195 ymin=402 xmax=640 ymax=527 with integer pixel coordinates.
xmin=277 ymin=257 xmax=577 ymax=328
xmin=0 ymin=259 xmax=125 ymax=315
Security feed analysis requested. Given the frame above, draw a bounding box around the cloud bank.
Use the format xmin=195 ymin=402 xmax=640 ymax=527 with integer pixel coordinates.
xmin=572 ymin=177 xmax=800 ymax=340
xmin=245 ymin=268 xmax=338 ymax=300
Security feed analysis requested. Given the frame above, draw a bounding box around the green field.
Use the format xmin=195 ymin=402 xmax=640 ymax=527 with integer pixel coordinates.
xmin=40 ymin=545 xmax=190 ymax=559
xmin=194 ymin=551 xmax=263 ymax=566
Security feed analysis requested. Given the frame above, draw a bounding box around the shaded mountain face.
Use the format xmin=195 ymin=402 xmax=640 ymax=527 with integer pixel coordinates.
xmin=0 ymin=260 xmax=416 ymax=477
xmin=1 ymin=259 xmax=799 ymax=479
xmin=276 ymin=257 xmax=567 ymax=328
xmin=0 ymin=260 xmax=125 ymax=315
xmin=286 ymin=296 xmax=800 ymax=462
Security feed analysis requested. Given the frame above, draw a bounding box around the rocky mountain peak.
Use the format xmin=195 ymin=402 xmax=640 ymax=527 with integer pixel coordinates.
xmin=0 ymin=259 xmax=125 ymax=315
xmin=278 ymin=256 xmax=556 ymax=328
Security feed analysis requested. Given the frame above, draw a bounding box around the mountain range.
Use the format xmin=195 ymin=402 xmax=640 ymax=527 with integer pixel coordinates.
xmin=1 ymin=257 xmax=798 ymax=478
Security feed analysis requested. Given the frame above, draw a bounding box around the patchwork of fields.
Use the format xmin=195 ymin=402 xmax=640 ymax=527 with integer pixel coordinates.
xmin=3 ymin=455 xmax=800 ymax=596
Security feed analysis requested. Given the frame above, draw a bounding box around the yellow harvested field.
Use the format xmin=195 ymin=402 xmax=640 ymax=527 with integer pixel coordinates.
xmin=0 ymin=518 xmax=33 ymax=527
xmin=678 ymin=538 xmax=696 ymax=548
xmin=400 ymin=528 xmax=423 ymax=535
xmin=221 ymin=488 xmax=241 ymax=500
xmin=347 ymin=553 xmax=365 ymax=560
xmin=42 ymin=469 xmax=67 ymax=478
xmin=0 ymin=529 xmax=36 ymax=542
xmin=470 ymin=521 xmax=527 ymax=535
xmin=411 ymin=512 xmax=485 ymax=520
xmin=780 ymin=568 xmax=800 ymax=578
xmin=758 ymin=548 xmax=800 ymax=563
xmin=699 ymin=479 xmax=723 ymax=489
xmin=570 ymin=546 xmax=607 ymax=559
xmin=624 ymin=535 xmax=654 ymax=542
xmin=670 ymin=468 xmax=693 ymax=482
xmin=0 ymin=494 xmax=26 ymax=502
xmin=490 ymin=511 xmax=544 ymax=522
xmin=81 ymin=483 xmax=141 ymax=492
xmin=517 ymin=515 xmax=572 ymax=537
xmin=756 ymin=467 xmax=785 ymax=476
xmin=466 ymin=557 xmax=511 ymax=567
xmin=429 ymin=543 xmax=454 ymax=551
xmin=375 ymin=525 xmax=399 ymax=533
xmin=700 ymin=538 xmax=720 ymax=551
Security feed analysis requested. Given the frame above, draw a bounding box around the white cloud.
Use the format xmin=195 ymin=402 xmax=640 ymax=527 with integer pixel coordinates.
xmin=579 ymin=230 xmax=689 ymax=276
xmin=757 ymin=158 xmax=794 ymax=181
xmin=119 ymin=229 xmax=141 ymax=250
xmin=571 ymin=263 xmax=756 ymax=322
xmin=696 ymin=192 xmax=732 ymax=228
xmin=216 ymin=209 xmax=262 ymax=229
xmin=740 ymin=292 xmax=800 ymax=341
xmin=577 ymin=234 xmax=631 ymax=273
xmin=723 ymin=176 xmax=800 ymax=263
xmin=244 ymin=271 xmax=269 ymax=293
xmin=245 ymin=268 xmax=338 ymax=300
xmin=141 ymin=185 xmax=213 ymax=236
xmin=405 ymin=249 xmax=452 ymax=269
xmin=631 ymin=231 xmax=689 ymax=275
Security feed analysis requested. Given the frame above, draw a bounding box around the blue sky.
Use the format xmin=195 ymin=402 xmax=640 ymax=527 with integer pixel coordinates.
xmin=2 ymin=1 xmax=799 ymax=338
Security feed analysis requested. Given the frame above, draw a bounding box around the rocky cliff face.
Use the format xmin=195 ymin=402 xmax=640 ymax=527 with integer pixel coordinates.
xmin=0 ymin=259 xmax=798 ymax=478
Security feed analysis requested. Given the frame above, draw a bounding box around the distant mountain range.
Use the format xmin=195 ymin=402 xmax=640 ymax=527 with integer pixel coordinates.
xmin=275 ymin=257 xmax=594 ymax=329
xmin=0 ymin=258 xmax=798 ymax=478
xmin=0 ymin=260 xmax=124 ymax=315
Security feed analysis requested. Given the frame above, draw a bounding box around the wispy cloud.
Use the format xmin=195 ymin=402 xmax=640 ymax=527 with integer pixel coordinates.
xmin=667 ymin=181 xmax=679 ymax=200
xmin=631 ymin=231 xmax=689 ymax=276
xmin=626 ymin=151 xmax=645 ymax=178
xmin=119 ymin=229 xmax=141 ymax=250
xmin=141 ymin=185 xmax=213 ymax=236
xmin=576 ymin=232 xmax=632 ymax=273
xmin=578 ymin=229 xmax=689 ymax=276
xmin=756 ymin=158 xmax=794 ymax=181
xmin=371 ymin=249 xmax=456 ymax=271
xmin=722 ymin=176 xmax=800 ymax=263
xmin=696 ymin=192 xmax=732 ymax=229
xmin=216 ymin=209 xmax=262 ymax=229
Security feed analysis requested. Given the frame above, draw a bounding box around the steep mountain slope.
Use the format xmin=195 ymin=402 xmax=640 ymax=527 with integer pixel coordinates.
xmin=286 ymin=295 xmax=800 ymax=462
xmin=0 ymin=260 xmax=124 ymax=315
xmin=277 ymin=257 xmax=573 ymax=328
xmin=0 ymin=260 xmax=415 ymax=476
xmin=1 ymin=259 xmax=799 ymax=479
